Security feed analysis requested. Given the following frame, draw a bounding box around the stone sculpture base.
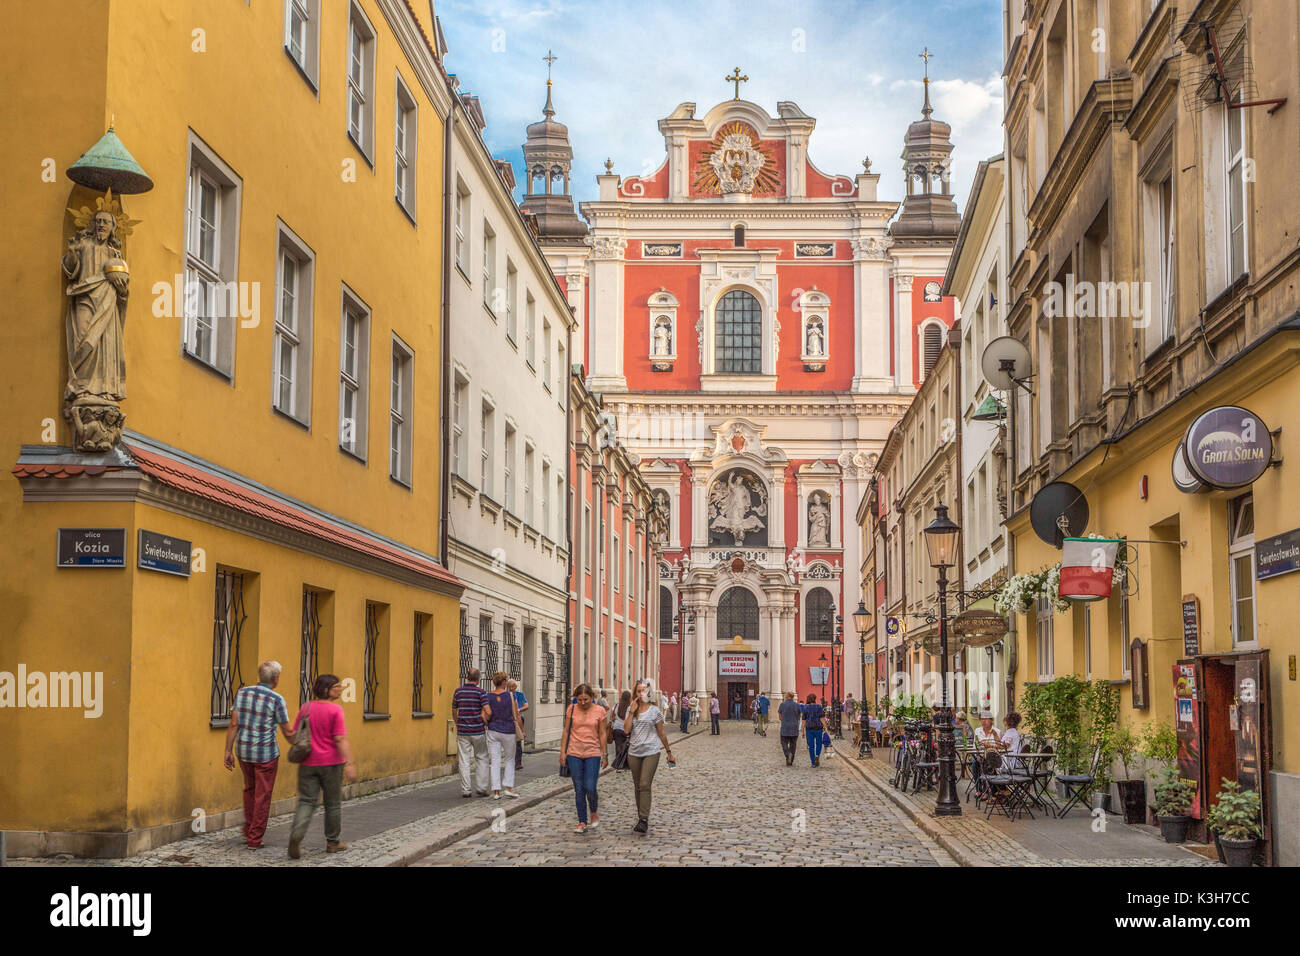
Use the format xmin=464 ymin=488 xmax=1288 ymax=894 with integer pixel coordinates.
xmin=64 ymin=397 xmax=125 ymax=453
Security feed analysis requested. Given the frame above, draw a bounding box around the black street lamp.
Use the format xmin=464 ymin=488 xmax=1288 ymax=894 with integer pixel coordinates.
xmin=852 ymin=601 xmax=873 ymax=757
xmin=832 ymin=626 xmax=845 ymax=738
xmin=817 ymin=652 xmax=828 ymax=707
xmin=924 ymin=503 xmax=962 ymax=817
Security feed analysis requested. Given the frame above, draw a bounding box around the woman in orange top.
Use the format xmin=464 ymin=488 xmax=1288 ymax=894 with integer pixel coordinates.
xmin=559 ymin=683 xmax=609 ymax=833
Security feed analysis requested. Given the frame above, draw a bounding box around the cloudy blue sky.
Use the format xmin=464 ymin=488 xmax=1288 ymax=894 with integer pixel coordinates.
xmin=436 ymin=0 xmax=1005 ymax=212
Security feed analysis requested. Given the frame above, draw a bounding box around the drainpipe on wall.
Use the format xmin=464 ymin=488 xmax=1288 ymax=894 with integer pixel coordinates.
xmin=438 ymin=93 xmax=456 ymax=568
xmin=563 ymin=366 xmax=574 ymax=702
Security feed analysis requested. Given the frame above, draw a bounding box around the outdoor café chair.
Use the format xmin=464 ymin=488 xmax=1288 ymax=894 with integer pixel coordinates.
xmin=1055 ymin=746 xmax=1102 ymax=818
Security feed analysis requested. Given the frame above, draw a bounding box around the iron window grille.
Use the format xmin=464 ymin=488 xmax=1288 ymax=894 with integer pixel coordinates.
xmin=459 ymin=627 xmax=474 ymax=682
xmin=413 ymin=614 xmax=427 ymax=713
xmin=715 ymin=290 xmax=762 ymax=374
xmin=805 ymin=587 xmax=833 ymax=643
xmin=363 ymin=602 xmax=380 ymax=714
xmin=300 ymin=589 xmax=321 ymax=707
xmin=558 ymin=647 xmax=570 ymax=702
xmin=544 ymin=650 xmax=555 ymax=703
xmin=504 ymin=622 xmax=522 ymax=681
xmin=482 ymin=638 xmax=499 ymax=678
xmin=210 ymin=570 xmax=246 ymax=725
xmin=717 ymin=586 xmax=760 ymax=641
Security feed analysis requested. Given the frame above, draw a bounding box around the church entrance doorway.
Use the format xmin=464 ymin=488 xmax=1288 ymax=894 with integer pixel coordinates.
xmin=718 ymin=649 xmax=759 ymax=719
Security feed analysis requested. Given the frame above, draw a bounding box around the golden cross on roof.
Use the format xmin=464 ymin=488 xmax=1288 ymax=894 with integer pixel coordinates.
xmin=919 ymin=47 xmax=933 ymax=79
xmin=726 ymin=66 xmax=749 ymax=100
xmin=544 ymin=49 xmax=557 ymax=84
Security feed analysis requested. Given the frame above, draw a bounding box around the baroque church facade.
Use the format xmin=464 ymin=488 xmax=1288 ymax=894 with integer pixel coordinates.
xmin=522 ymin=74 xmax=959 ymax=708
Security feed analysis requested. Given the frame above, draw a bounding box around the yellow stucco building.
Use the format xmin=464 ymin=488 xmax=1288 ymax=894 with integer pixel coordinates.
xmin=1 ymin=0 xmax=462 ymax=855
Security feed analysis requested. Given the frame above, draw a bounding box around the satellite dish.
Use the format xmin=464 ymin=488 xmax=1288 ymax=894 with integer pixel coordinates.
xmin=981 ymin=336 xmax=1032 ymax=391
xmin=1172 ymin=439 xmax=1205 ymax=494
xmin=1030 ymin=481 xmax=1090 ymax=548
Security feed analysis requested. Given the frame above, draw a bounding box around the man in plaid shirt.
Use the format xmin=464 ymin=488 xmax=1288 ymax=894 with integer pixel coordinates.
xmin=223 ymin=661 xmax=294 ymax=849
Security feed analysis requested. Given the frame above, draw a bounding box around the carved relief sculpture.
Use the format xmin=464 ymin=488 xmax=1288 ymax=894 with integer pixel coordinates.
xmin=653 ymin=317 xmax=672 ymax=356
xmin=805 ymin=317 xmax=825 ymax=357
xmin=63 ymin=193 xmax=136 ymax=452
xmin=708 ymin=470 xmax=768 ymax=546
xmin=808 ymin=492 xmax=831 ymax=549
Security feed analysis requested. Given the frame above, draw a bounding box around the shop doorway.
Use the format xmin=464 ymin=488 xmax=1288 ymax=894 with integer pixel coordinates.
xmin=1183 ymin=651 xmax=1273 ymax=865
xmin=723 ymin=680 xmax=757 ymax=719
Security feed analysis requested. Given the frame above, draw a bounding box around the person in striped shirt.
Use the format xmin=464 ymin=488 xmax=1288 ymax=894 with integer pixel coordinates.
xmin=223 ymin=661 xmax=293 ymax=849
xmin=453 ymin=668 xmax=490 ymax=797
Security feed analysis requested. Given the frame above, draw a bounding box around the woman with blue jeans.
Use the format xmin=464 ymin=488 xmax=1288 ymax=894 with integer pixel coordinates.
xmin=559 ymin=683 xmax=608 ymax=833
xmin=802 ymin=694 xmax=826 ymax=767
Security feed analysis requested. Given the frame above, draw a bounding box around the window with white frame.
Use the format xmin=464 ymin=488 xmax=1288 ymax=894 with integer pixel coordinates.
xmin=613 ymin=533 xmax=620 ymax=591
xmin=345 ymin=3 xmax=375 ymax=160
xmin=541 ymin=461 xmax=551 ymax=536
xmin=1120 ymin=562 xmax=1132 ymax=678
xmin=524 ymin=444 xmax=535 ymax=526
xmin=1035 ymin=595 xmax=1054 ymax=681
xmin=1229 ymin=493 xmax=1256 ymax=646
xmin=1158 ymin=175 xmax=1175 ymax=339
xmin=584 ymin=504 xmax=592 ymax=569
xmin=454 ymin=181 xmax=468 ymax=275
xmin=389 ymin=337 xmax=413 ymax=486
xmin=284 ymin=0 xmax=320 ymax=88
xmin=480 ymin=401 xmax=494 ymax=497
xmin=557 ymin=341 xmax=566 ymax=396
xmin=273 ymin=224 xmax=314 ymax=424
xmin=339 ymin=290 xmax=370 ymax=459
xmin=1083 ymin=603 xmax=1092 ymax=679
xmin=183 ymin=136 xmax=241 ymax=376
xmin=921 ymin=321 xmax=944 ymax=377
xmin=482 ymin=223 xmax=496 ymax=313
xmin=1225 ymin=100 xmax=1247 ymax=281
xmin=505 ymin=260 xmax=517 ymax=341
xmin=394 ymin=76 xmax=417 ymax=218
xmin=524 ymin=293 xmax=536 ymax=367
xmin=542 ymin=320 xmax=552 ymax=389
xmin=503 ymin=422 xmax=515 ymax=510
xmin=451 ymin=373 xmax=467 ymax=478
xmin=715 ymin=290 xmax=762 ymax=374
xmin=558 ymin=475 xmax=566 ymax=541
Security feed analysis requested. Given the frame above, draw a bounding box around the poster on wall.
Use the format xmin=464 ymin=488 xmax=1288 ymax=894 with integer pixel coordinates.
xmin=1173 ymin=664 xmax=1201 ymax=818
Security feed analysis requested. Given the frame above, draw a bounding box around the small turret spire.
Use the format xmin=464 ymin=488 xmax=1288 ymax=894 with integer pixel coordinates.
xmin=919 ymin=47 xmax=934 ymax=118
xmin=543 ymin=49 xmax=557 ymax=117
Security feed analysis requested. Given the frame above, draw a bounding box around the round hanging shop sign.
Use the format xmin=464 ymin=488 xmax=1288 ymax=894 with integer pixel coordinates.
xmin=1171 ymin=439 xmax=1205 ymax=494
xmin=1182 ymin=406 xmax=1273 ymax=490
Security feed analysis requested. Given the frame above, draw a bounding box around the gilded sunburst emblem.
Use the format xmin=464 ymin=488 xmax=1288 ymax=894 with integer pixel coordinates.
xmin=694 ymin=122 xmax=779 ymax=196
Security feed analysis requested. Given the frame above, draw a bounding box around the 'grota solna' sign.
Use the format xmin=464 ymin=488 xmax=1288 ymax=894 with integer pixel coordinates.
xmin=1182 ymin=406 xmax=1274 ymax=490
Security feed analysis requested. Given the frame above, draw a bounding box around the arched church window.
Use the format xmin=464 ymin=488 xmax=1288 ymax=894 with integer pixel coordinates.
xmin=805 ymin=587 xmax=833 ymax=643
xmin=715 ymin=290 xmax=762 ymax=374
xmin=659 ymin=586 xmax=674 ymax=642
xmin=717 ymin=587 xmax=759 ymax=642
xmin=922 ymin=323 xmax=944 ymax=377
xmin=734 ymin=224 xmax=746 ymax=247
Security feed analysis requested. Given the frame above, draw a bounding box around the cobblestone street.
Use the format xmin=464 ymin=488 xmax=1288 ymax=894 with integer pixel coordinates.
xmin=413 ymin=720 xmax=955 ymax=866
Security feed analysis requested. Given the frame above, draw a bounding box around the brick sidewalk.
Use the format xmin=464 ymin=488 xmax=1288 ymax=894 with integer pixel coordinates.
xmin=833 ymin=743 xmax=1216 ymax=867
xmin=10 ymin=726 xmax=707 ymax=867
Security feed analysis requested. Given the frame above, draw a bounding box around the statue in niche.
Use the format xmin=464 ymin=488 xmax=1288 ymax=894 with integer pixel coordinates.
xmin=653 ymin=317 xmax=672 ymax=356
xmin=708 ymin=470 xmax=768 ymax=547
xmin=805 ymin=317 xmax=825 ymax=357
xmin=63 ymin=193 xmax=136 ymax=451
xmin=808 ymin=492 xmax=831 ymax=548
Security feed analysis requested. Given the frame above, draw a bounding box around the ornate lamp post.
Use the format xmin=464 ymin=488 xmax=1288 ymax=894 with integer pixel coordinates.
xmin=817 ymin=652 xmax=828 ymax=706
xmin=852 ymin=601 xmax=872 ymax=756
xmin=832 ymin=626 xmax=845 ymax=738
xmin=924 ymin=504 xmax=962 ymax=817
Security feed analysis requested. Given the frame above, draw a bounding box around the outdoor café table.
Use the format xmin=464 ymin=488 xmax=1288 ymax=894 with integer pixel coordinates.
xmin=982 ymin=750 xmax=1039 ymax=821
xmin=1012 ymin=752 xmax=1061 ymax=816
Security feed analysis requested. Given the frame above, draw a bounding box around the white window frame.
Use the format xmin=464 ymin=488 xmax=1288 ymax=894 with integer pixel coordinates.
xmin=1158 ymin=175 xmax=1175 ymax=340
xmin=1229 ymin=494 xmax=1257 ymax=647
xmin=284 ymin=0 xmax=320 ymax=88
xmin=454 ymin=181 xmax=469 ymax=276
xmin=338 ymin=287 xmax=371 ymax=461
xmin=541 ymin=461 xmax=551 ymax=536
xmin=389 ymin=336 xmax=413 ymax=487
xmin=524 ymin=443 xmax=535 ymax=526
xmin=1035 ymin=596 xmax=1054 ymax=682
xmin=451 ymin=372 xmax=468 ymax=479
xmin=505 ymin=260 xmax=518 ymax=342
xmin=542 ymin=319 xmax=552 ymax=391
xmin=1224 ymin=100 xmax=1248 ymax=282
xmin=613 ymin=532 xmax=620 ymax=591
xmin=482 ymin=222 xmax=496 ymax=315
xmin=524 ymin=293 xmax=536 ymax=368
xmin=503 ymin=422 xmax=516 ymax=510
xmin=346 ymin=2 xmax=376 ymax=161
xmin=273 ymin=222 xmax=314 ymax=425
xmin=394 ymin=74 xmax=417 ymax=219
xmin=183 ymin=133 xmax=242 ymax=379
xmin=480 ymin=400 xmax=495 ymax=498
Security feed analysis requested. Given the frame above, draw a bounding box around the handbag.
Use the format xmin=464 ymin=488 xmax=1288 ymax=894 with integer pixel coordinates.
xmin=559 ymin=705 xmax=573 ymax=777
xmin=287 ymin=702 xmax=312 ymax=763
xmin=512 ymin=693 xmax=526 ymax=739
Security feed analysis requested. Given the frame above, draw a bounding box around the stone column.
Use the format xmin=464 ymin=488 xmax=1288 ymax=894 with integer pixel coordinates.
xmin=691 ymin=470 xmax=709 ymax=548
xmin=587 ymin=235 xmax=627 ymax=392
xmin=769 ymin=469 xmax=786 ymax=549
xmin=852 ymin=239 xmax=893 ymax=392
xmin=766 ymin=606 xmax=783 ymax=695
xmin=894 ymin=271 xmax=915 ymax=389
xmin=696 ymin=607 xmax=712 ymax=694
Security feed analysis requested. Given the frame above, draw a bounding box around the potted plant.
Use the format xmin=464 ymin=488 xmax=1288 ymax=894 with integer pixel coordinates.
xmin=1152 ymin=766 xmax=1195 ymax=843
xmin=1140 ymin=720 xmax=1180 ymax=824
xmin=1110 ymin=725 xmax=1147 ymax=824
xmin=1204 ymin=780 xmax=1262 ymax=867
xmin=1086 ymin=681 xmax=1120 ymax=812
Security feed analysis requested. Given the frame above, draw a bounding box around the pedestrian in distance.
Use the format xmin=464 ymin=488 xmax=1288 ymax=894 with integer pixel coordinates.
xmin=611 ymin=689 xmax=632 ymax=770
xmin=453 ymin=667 xmax=490 ymax=798
xmin=223 ymin=660 xmax=294 ymax=849
xmin=659 ymin=688 xmax=670 ymax=718
xmin=777 ymin=691 xmax=801 ymax=766
xmin=624 ymin=680 xmax=674 ymax=834
xmin=483 ymin=671 xmax=522 ymax=799
xmin=802 ymin=693 xmax=826 ymax=766
xmin=709 ymin=691 xmax=721 ymax=735
xmin=287 ymin=674 xmax=356 ymax=859
xmin=559 ymin=682 xmax=608 ymax=833
xmin=508 ymin=678 xmax=529 ymax=771
xmin=691 ymin=692 xmax=702 ymax=726
xmin=669 ymin=692 xmax=678 ymax=723
xmin=679 ymin=692 xmax=692 ymax=733
xmin=754 ymin=690 xmax=770 ymax=737
xmin=597 ymin=688 xmax=610 ymax=710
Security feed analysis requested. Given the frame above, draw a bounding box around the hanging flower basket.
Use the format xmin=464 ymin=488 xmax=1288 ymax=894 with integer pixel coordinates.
xmin=994 ymin=542 xmax=1128 ymax=617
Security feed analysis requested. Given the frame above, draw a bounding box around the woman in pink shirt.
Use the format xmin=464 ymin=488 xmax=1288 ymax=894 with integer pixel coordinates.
xmin=287 ymin=674 xmax=356 ymax=859
xmin=559 ymin=683 xmax=608 ymax=833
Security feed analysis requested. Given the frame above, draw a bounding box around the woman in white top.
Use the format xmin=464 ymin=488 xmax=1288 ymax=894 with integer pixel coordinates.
xmin=974 ymin=712 xmax=1002 ymax=748
xmin=1000 ymin=711 xmax=1025 ymax=771
xmin=624 ymin=680 xmax=674 ymax=834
